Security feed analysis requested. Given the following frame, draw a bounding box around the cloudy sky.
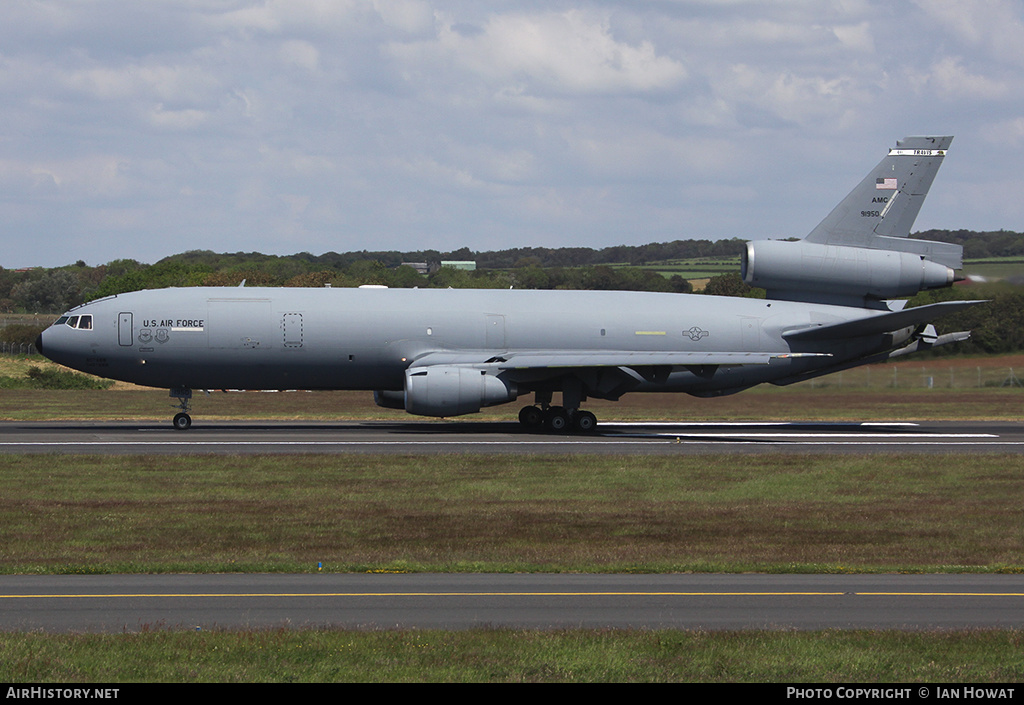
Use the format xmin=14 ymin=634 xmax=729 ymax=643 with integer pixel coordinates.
xmin=3 ymin=0 xmax=1024 ymax=268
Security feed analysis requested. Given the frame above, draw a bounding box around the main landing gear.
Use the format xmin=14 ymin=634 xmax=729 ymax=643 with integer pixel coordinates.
xmin=518 ymin=404 xmax=598 ymax=433
xmin=518 ymin=382 xmax=598 ymax=433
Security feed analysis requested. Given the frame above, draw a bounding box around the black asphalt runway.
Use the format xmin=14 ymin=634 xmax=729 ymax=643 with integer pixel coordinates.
xmin=0 ymin=419 xmax=1021 ymax=454
xmin=1 ymin=573 xmax=1023 ymax=632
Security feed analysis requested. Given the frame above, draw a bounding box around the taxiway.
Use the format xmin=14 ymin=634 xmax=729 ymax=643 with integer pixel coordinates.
xmin=2 ymin=573 xmax=1023 ymax=632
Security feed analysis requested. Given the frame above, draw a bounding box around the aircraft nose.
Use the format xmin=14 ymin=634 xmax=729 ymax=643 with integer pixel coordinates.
xmin=34 ymin=333 xmax=43 ymax=356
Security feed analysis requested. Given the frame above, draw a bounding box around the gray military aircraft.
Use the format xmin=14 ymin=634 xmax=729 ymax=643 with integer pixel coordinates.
xmin=37 ymin=136 xmax=982 ymax=431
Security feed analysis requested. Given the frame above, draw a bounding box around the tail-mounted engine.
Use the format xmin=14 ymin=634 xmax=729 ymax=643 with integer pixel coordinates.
xmin=741 ymin=240 xmax=956 ymax=304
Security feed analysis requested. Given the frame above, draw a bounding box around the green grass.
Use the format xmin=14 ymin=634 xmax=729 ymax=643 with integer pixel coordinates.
xmin=1 ymin=453 xmax=1022 ymax=575
xmin=0 ymin=366 xmax=113 ymax=390
xmin=2 ymin=449 xmax=1022 ymax=683
xmin=609 ymin=257 xmax=741 ymax=280
xmin=2 ymin=629 xmax=1022 ymax=682
xmin=604 ymin=253 xmax=1024 ymax=283
xmin=3 ymin=385 xmax=1024 ymax=423
xmin=962 ymin=258 xmax=1024 ymax=280
xmin=6 ymin=352 xmax=1024 ymax=422
xmin=3 ymin=362 xmax=1024 ymax=682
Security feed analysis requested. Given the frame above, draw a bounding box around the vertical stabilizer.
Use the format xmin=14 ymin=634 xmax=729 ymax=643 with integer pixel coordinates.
xmin=743 ymin=136 xmax=963 ymax=306
xmin=803 ymin=136 xmax=959 ymax=268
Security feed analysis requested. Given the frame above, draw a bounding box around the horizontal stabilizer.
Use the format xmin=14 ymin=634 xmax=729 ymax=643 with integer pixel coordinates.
xmin=411 ymin=350 xmax=830 ymax=370
xmin=770 ymin=329 xmax=972 ymax=386
xmin=782 ymin=300 xmax=984 ymax=341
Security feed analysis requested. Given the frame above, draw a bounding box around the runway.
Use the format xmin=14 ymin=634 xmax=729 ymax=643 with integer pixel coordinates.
xmin=2 ymin=573 xmax=1023 ymax=632
xmin=0 ymin=419 xmax=1021 ymax=454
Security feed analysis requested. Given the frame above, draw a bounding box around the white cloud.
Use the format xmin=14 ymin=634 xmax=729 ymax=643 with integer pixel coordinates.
xmin=279 ymin=40 xmax=320 ymax=72
xmin=2 ymin=1 xmax=1024 ymax=267
xmin=148 ymin=105 xmax=208 ymax=130
xmin=564 ymin=129 xmax=740 ymax=180
xmin=918 ymin=56 xmax=1008 ymax=100
xmin=210 ymin=0 xmax=363 ymax=34
xmin=986 ymin=118 xmax=1024 ymax=146
xmin=7 ymin=155 xmax=132 ymax=198
xmin=717 ymin=63 xmax=862 ymax=126
xmin=912 ymin=0 xmax=1024 ymax=66
xmin=372 ymin=0 xmax=435 ymax=34
xmin=398 ymin=10 xmax=687 ymax=96
xmin=830 ymin=21 xmax=873 ymax=53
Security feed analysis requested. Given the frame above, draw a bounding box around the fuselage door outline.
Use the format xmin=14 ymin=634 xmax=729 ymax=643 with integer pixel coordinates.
xmin=118 ymin=312 xmax=133 ymax=347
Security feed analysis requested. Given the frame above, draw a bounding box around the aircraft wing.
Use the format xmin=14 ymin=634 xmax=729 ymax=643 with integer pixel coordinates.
xmin=410 ymin=350 xmax=829 ymax=369
xmin=782 ymin=300 xmax=985 ymax=341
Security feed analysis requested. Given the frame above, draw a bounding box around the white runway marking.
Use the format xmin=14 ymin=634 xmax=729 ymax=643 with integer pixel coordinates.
xmin=0 ymin=438 xmax=1015 ymax=448
xmin=646 ymin=433 xmax=996 ymax=439
xmin=609 ymin=421 xmax=921 ymax=427
xmin=0 ymin=421 xmax=1017 ymax=451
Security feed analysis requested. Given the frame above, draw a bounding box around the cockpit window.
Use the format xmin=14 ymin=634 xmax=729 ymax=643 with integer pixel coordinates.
xmin=61 ymin=314 xmax=92 ymax=330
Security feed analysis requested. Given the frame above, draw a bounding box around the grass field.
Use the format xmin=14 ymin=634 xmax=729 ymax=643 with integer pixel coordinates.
xmin=2 ymin=352 xmax=1024 ymax=423
xmin=630 ymin=257 xmax=740 ymax=280
xmin=1 ymin=450 xmax=1022 ymax=682
xmin=0 ymin=452 xmax=1022 ymax=575
xmin=606 ymin=254 xmax=1024 ymax=286
xmin=2 ymin=352 xmax=1024 ymax=682
xmin=961 ymin=258 xmax=1024 ymax=280
xmin=3 ymin=629 xmax=1022 ymax=682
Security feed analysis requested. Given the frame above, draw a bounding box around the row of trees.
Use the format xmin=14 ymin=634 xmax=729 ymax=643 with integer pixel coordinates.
xmin=1 ymin=245 xmax=756 ymax=313
xmin=0 ymin=230 xmax=1019 ymax=317
xmin=914 ymin=230 xmax=1024 ymax=260
xmin=908 ymin=283 xmax=1024 ymax=357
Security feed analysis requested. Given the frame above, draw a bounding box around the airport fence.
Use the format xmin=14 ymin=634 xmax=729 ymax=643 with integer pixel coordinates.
xmin=0 ymin=343 xmax=38 ymax=355
xmin=0 ymin=316 xmax=52 ymax=356
xmin=801 ymin=364 xmax=1024 ymax=390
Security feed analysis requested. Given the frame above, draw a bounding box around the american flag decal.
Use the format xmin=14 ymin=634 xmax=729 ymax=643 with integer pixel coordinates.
xmin=876 ymin=177 xmax=897 ymax=190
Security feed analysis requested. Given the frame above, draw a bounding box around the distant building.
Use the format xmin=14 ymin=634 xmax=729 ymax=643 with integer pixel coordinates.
xmin=441 ymin=261 xmax=476 ymax=271
xmin=400 ymin=262 xmax=433 ymax=275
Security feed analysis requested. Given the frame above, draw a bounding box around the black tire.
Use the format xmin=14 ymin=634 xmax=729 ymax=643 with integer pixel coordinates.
xmin=173 ymin=413 xmax=192 ymax=431
xmin=546 ymin=407 xmax=569 ymax=432
xmin=518 ymin=406 xmax=544 ymax=427
xmin=574 ymin=410 xmax=597 ymax=433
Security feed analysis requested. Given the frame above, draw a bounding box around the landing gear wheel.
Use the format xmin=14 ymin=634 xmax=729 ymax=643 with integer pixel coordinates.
xmin=518 ymin=405 xmax=544 ymax=428
xmin=545 ymin=407 xmax=569 ymax=432
xmin=573 ymin=410 xmax=597 ymax=433
xmin=172 ymin=412 xmax=192 ymax=431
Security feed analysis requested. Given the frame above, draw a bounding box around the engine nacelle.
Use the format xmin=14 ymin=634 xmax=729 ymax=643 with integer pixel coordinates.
xmin=741 ymin=240 xmax=955 ymax=300
xmin=403 ymin=365 xmax=517 ymax=417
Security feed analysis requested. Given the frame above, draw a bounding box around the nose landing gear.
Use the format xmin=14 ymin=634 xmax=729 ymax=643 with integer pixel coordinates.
xmin=170 ymin=387 xmax=193 ymax=431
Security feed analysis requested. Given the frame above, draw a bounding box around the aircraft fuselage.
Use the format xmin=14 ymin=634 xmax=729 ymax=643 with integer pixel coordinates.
xmin=39 ymin=285 xmax=904 ymax=396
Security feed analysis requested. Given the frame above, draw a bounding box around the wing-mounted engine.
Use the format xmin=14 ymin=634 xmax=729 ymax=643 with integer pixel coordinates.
xmin=402 ymin=365 xmax=517 ymax=417
xmin=742 ymin=136 xmax=962 ymax=307
xmin=741 ymin=240 xmax=955 ymax=303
